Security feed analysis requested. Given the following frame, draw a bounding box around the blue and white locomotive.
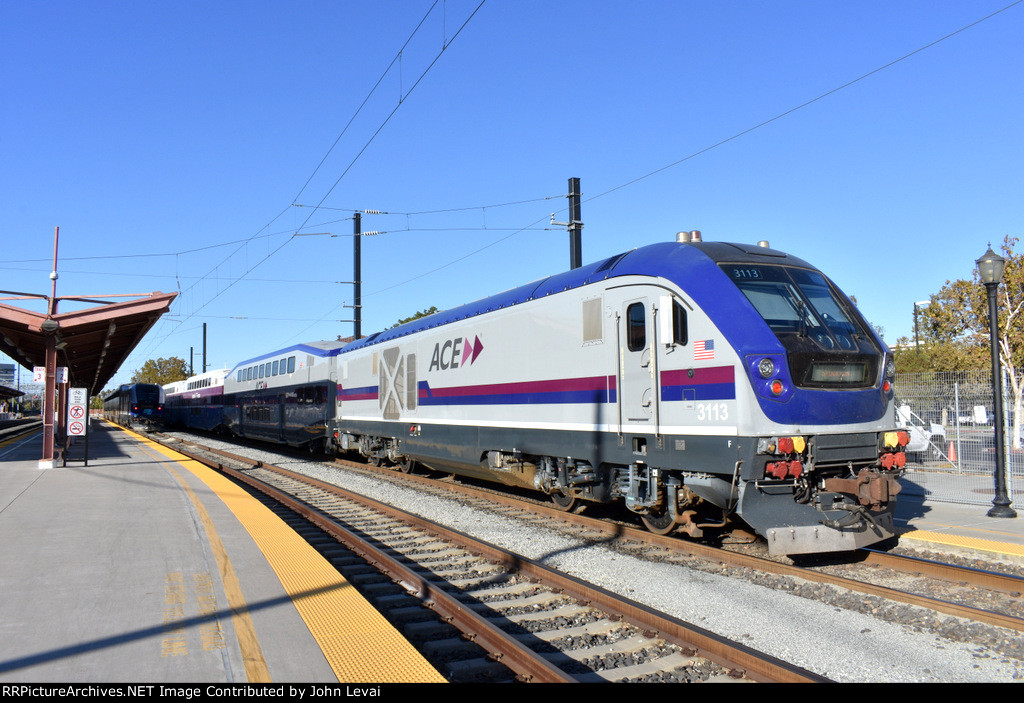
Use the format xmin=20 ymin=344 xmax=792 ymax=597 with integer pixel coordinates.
xmin=331 ymin=233 xmax=906 ymax=555
xmin=165 ymin=234 xmax=907 ymax=555
xmin=102 ymin=383 xmax=165 ymax=427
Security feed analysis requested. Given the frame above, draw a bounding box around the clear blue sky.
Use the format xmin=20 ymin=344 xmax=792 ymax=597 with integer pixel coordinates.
xmin=2 ymin=1 xmax=1022 ymax=389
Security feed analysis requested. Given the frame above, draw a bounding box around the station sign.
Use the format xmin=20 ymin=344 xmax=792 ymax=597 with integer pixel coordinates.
xmin=68 ymin=387 xmax=88 ymax=436
xmin=31 ymin=367 xmax=68 ymax=383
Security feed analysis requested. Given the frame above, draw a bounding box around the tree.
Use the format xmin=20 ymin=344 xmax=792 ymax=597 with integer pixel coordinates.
xmin=918 ymin=235 xmax=1024 ymax=446
xmin=891 ymin=337 xmax=987 ymax=374
xmin=389 ymin=306 xmax=440 ymax=329
xmin=131 ymin=357 xmax=190 ymax=386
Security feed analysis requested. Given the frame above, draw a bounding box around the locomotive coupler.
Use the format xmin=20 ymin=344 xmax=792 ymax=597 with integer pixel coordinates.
xmin=821 ymin=469 xmax=901 ymax=511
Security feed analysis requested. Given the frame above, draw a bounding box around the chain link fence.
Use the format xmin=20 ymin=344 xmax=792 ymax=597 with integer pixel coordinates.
xmin=895 ymin=369 xmax=1021 ymax=507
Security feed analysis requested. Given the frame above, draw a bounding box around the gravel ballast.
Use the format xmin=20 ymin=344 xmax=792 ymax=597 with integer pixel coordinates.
xmin=186 ymin=438 xmax=1024 ymax=683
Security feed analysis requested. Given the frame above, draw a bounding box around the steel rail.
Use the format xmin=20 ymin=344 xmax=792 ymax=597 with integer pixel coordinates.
xmin=160 ymin=436 xmax=827 ymax=683
xmin=168 ymin=444 xmax=576 ymax=683
xmin=330 ymin=458 xmax=1024 ymax=634
xmin=859 ymin=548 xmax=1024 ymax=597
xmin=253 ymin=457 xmax=828 ymax=683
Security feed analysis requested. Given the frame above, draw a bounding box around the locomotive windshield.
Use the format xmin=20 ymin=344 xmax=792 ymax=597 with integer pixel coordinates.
xmin=721 ymin=263 xmax=881 ymax=388
xmin=134 ymin=385 xmax=163 ymax=404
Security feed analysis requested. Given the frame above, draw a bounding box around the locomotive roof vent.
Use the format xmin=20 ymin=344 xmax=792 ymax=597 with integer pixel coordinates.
xmin=676 ymin=230 xmax=702 ymax=243
xmin=758 ymin=240 xmax=770 ymax=248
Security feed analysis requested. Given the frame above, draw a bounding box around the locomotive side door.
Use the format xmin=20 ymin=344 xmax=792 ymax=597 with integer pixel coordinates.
xmin=618 ymin=296 xmax=654 ymax=425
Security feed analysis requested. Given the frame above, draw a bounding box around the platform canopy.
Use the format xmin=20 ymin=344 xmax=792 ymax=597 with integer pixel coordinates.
xmin=0 ymin=384 xmax=24 ymax=400
xmin=0 ymin=291 xmax=178 ymax=396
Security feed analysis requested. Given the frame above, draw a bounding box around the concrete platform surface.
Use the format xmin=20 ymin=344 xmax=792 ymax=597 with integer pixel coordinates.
xmin=0 ymin=420 xmax=443 ymax=684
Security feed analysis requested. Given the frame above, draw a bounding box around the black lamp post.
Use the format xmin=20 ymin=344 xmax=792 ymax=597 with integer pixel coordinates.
xmin=976 ymin=247 xmax=1017 ymax=518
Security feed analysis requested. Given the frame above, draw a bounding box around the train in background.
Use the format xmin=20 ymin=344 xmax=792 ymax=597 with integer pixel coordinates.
xmin=162 ymin=369 xmax=230 ymax=431
xmin=162 ymin=346 xmax=342 ymax=447
xmin=162 ymin=233 xmax=908 ymax=555
xmin=102 ymin=383 xmax=165 ymax=427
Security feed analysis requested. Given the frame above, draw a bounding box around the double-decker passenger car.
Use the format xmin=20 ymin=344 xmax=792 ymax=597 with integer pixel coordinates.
xmin=220 ymin=342 xmax=345 ymax=449
xmin=163 ymin=369 xmax=230 ymax=431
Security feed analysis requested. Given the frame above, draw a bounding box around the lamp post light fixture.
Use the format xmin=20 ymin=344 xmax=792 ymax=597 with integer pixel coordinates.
xmin=976 ymin=246 xmax=1017 ymax=518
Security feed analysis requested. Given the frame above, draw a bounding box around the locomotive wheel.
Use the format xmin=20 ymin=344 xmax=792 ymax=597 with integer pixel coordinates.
xmin=399 ymin=459 xmax=417 ymax=474
xmin=368 ymin=455 xmax=382 ymax=467
xmin=550 ymin=490 xmax=577 ymax=512
xmin=641 ymin=510 xmax=678 ymax=535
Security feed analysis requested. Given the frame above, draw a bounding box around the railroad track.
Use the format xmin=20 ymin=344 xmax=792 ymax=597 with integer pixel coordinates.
xmin=0 ymin=419 xmax=43 ymax=444
xmin=153 ymin=432 xmax=827 ymax=683
xmin=320 ymin=452 xmax=1024 ymax=639
xmin=153 ymin=430 xmax=1024 ymax=673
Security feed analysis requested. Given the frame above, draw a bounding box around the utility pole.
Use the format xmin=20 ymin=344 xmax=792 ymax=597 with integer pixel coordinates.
xmin=353 ymin=212 xmax=362 ymax=340
xmin=551 ymin=177 xmax=583 ymax=269
xmin=568 ymin=177 xmax=582 ymax=270
xmin=202 ymin=322 xmax=207 ymax=374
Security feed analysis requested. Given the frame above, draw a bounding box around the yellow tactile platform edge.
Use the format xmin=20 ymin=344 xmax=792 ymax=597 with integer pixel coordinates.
xmin=900 ymin=529 xmax=1024 ymax=559
xmin=125 ymin=427 xmax=446 ymax=683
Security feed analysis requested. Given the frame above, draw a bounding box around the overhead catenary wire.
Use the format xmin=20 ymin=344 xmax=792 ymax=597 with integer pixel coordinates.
xmin=289 ymin=0 xmax=488 ymax=237
xmin=290 ymin=0 xmax=447 ymax=206
xmin=123 ymin=1 xmax=488 ymax=373
xmin=584 ymin=0 xmax=1024 ymax=206
xmin=352 ymin=0 xmax=1024 ymax=303
xmin=122 ymin=1 xmax=1019 ymax=377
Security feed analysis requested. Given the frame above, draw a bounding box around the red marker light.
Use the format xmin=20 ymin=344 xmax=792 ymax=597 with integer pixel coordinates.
xmin=770 ymin=379 xmax=784 ymax=396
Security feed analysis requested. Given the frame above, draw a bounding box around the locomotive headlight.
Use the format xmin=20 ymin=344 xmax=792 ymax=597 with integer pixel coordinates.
xmin=885 ymin=358 xmax=896 ymax=378
xmin=758 ymin=358 xmax=775 ymax=378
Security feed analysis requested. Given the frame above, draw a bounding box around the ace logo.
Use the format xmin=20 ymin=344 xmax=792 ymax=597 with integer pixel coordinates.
xmin=429 ymin=335 xmax=483 ymax=372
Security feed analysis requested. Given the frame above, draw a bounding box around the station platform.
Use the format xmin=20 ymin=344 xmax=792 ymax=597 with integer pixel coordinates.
xmin=0 ymin=419 xmax=445 ymax=684
xmin=894 ymin=484 xmax=1024 ymax=561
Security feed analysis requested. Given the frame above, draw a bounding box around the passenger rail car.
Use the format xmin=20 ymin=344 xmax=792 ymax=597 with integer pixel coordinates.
xmin=220 ymin=343 xmax=344 ymax=448
xmin=163 ymin=369 xmax=230 ymax=431
xmin=102 ymin=383 xmax=165 ymax=427
xmin=330 ymin=235 xmax=906 ymax=555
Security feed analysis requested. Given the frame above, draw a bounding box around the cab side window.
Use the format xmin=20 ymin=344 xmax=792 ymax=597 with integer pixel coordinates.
xmin=627 ymin=303 xmax=646 ymax=352
xmin=672 ymin=299 xmax=688 ymax=346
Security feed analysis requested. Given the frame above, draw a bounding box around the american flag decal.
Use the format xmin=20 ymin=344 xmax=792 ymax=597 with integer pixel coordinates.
xmin=694 ymin=339 xmax=715 ymax=360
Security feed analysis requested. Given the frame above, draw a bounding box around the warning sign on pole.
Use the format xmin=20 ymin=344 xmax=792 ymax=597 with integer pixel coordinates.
xmin=68 ymin=387 xmax=88 ymax=436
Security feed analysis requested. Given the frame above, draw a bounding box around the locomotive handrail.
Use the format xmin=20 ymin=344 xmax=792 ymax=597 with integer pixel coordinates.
xmin=652 ymin=303 xmax=662 ymax=445
xmin=614 ymin=311 xmax=623 ymax=442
